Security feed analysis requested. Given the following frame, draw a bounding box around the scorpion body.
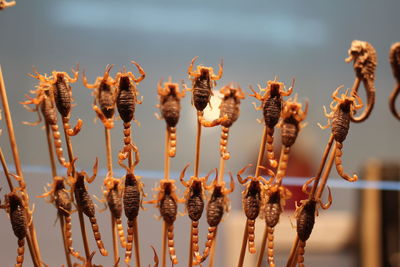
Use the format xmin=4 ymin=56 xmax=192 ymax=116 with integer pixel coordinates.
xmin=389 ymin=43 xmax=400 ymax=120
xmin=345 ymin=40 xmax=377 ymax=122
xmin=250 ymin=79 xmax=293 ymax=168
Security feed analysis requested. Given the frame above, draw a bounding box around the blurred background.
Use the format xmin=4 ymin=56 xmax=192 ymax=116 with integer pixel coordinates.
xmin=0 ymin=0 xmax=399 ymax=266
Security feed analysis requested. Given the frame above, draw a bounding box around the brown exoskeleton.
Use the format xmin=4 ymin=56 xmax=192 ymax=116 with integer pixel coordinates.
xmin=0 ymin=0 xmax=16 ymax=10
xmin=237 ymin=164 xmax=274 ymax=254
xmin=156 ymin=78 xmax=186 ymax=157
xmin=319 ymin=86 xmax=363 ymax=182
xmin=262 ymin=183 xmax=291 ymax=267
xmin=215 ymin=83 xmax=245 ymax=160
xmin=68 ymin=158 xmax=108 ymax=257
xmin=38 ymin=176 xmax=85 ymax=262
xmin=249 ymin=78 xmax=294 ymax=168
xmin=29 ymin=66 xmax=83 ymax=137
xmin=114 ymin=61 xmax=146 ymax=162
xmin=144 ymin=178 xmax=184 ymax=265
xmin=82 ymin=64 xmax=116 ymax=129
xmin=102 ymin=175 xmax=126 ymax=249
xmin=276 ymin=95 xmax=308 ymax=182
xmin=389 ymin=42 xmax=400 ymax=120
xmin=295 ymin=178 xmax=332 ymax=267
xmin=186 ymin=56 xmax=223 ymax=112
xmin=21 ymin=76 xmax=69 ymax=168
xmin=1 ymin=190 xmax=28 ymax=267
xmin=345 ymin=40 xmax=377 ymax=122
xmin=119 ymin=145 xmax=144 ymax=264
xmin=179 ymin=163 xmax=216 ymax=263
xmin=199 ymin=171 xmax=234 ymax=263
xmin=150 ymin=246 xmax=160 ymax=267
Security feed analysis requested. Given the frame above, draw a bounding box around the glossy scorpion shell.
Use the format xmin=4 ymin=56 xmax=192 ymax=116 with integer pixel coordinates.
xmin=123 ymin=173 xmax=141 ymax=221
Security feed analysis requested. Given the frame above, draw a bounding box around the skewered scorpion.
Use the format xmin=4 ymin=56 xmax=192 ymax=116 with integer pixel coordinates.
xmin=319 ymin=86 xmax=363 ymax=182
xmin=156 ymin=78 xmax=186 ymax=157
xmin=1 ymin=190 xmax=28 ymax=267
xmin=237 ymin=164 xmax=275 ymax=254
xmin=389 ymin=42 xmax=400 ymax=120
xmin=82 ymin=64 xmax=116 ymax=129
xmin=216 ymin=83 xmax=245 ymax=160
xmin=68 ymin=158 xmax=108 ymax=257
xmin=144 ymin=178 xmax=183 ymax=265
xmin=294 ymin=178 xmax=332 ymax=267
xmin=186 ymin=56 xmax=223 ymax=112
xmin=249 ymin=78 xmax=294 ymax=168
xmin=114 ymin=61 xmax=146 ymax=162
xmin=29 ymin=66 xmax=83 ymax=137
xmin=199 ymin=171 xmax=234 ymax=263
xmin=345 ymin=40 xmax=377 ymax=122
xmin=21 ymin=75 xmax=69 ymax=167
xmin=38 ymin=176 xmax=85 ymax=262
xmin=179 ymin=163 xmax=216 ymax=263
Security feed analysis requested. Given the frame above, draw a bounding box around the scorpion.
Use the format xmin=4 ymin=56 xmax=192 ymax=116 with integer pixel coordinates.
xmin=216 ymin=83 xmax=245 ymax=160
xmin=319 ymin=86 xmax=363 ymax=182
xmin=1 ymin=190 xmax=28 ymax=267
xmin=21 ymin=76 xmax=69 ymax=168
xmin=179 ymin=163 xmax=216 ymax=263
xmin=345 ymin=40 xmax=377 ymax=122
xmin=186 ymin=56 xmax=223 ymax=112
xmin=156 ymin=78 xmax=186 ymax=157
xmin=38 ymin=176 xmax=85 ymax=262
xmin=199 ymin=171 xmax=234 ymax=263
xmin=237 ymin=164 xmax=275 ymax=254
xmin=29 ymin=66 xmax=83 ymax=137
xmin=249 ymin=78 xmax=294 ymax=168
xmin=119 ymin=145 xmax=144 ymax=264
xmin=114 ymin=61 xmax=146 ymax=162
xmin=68 ymin=158 xmax=108 ymax=257
xmin=295 ymin=178 xmax=332 ymax=267
xmin=144 ymin=178 xmax=184 ymax=265
xmin=276 ymin=95 xmax=308 ymax=182
xmin=82 ymin=64 xmax=116 ymax=129
xmin=389 ymin=42 xmax=400 ymax=120
xmin=0 ymin=0 xmax=16 ymax=10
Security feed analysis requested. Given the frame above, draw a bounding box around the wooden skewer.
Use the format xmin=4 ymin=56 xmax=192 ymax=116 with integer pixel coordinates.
xmin=104 ymin=127 xmax=119 ymax=267
xmin=286 ymin=134 xmax=335 ymax=267
xmin=45 ymin=121 xmax=72 ymax=267
xmin=208 ymin=228 xmax=218 ymax=267
xmin=0 ymin=65 xmax=42 ymax=267
xmin=238 ymin=127 xmax=268 ymax=267
xmin=161 ymin=128 xmax=171 ymax=267
xmin=0 ymin=146 xmax=14 ymax=191
xmin=162 ymin=221 xmax=167 ymax=267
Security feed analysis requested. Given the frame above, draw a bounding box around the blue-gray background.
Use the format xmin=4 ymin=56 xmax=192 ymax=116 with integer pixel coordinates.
xmin=0 ymin=0 xmax=399 ymax=266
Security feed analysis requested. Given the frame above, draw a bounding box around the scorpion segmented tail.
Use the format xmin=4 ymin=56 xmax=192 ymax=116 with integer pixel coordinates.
xmin=297 ymin=240 xmax=306 ymax=267
xmin=50 ymin=123 xmax=69 ymax=167
xmin=220 ymin=127 xmax=230 ymax=160
xmin=276 ymin=146 xmax=290 ymax=182
xmin=198 ymin=111 xmax=224 ymax=128
xmin=167 ymin=223 xmax=178 ymax=265
xmin=200 ymin=226 xmax=217 ymax=263
xmin=65 ymin=215 xmax=85 ymax=262
xmin=120 ymin=122 xmax=132 ymax=160
xmin=191 ymin=220 xmax=201 ymax=263
xmin=62 ymin=117 xmax=82 ymax=137
xmin=335 ymin=142 xmax=357 ymax=182
xmin=247 ymin=219 xmax=256 ymax=254
xmin=15 ymin=239 xmax=24 ymax=267
xmin=168 ymin=127 xmax=177 ymax=157
xmin=115 ymin=218 xmax=126 ymax=248
xmin=125 ymin=220 xmax=134 ymax=263
xmin=266 ymin=128 xmax=278 ymax=168
xmin=267 ymin=226 xmax=276 ymax=267
xmin=89 ymin=216 xmax=108 ymax=256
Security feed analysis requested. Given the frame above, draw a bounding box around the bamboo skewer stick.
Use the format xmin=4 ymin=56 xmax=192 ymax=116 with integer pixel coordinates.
xmin=208 ymin=228 xmax=218 ymax=267
xmin=315 ymin=146 xmax=336 ymax=199
xmin=45 ymin=121 xmax=72 ymax=267
xmin=162 ymin=221 xmax=168 ymax=267
xmin=286 ymin=134 xmax=335 ymax=267
xmin=62 ymin=126 xmax=91 ymax=260
xmin=104 ymin=127 xmax=119 ymax=267
xmin=238 ymin=127 xmax=268 ymax=267
xmin=188 ymin=112 xmax=203 ymax=267
xmin=161 ymin=128 xmax=171 ymax=267
xmin=132 ymin=218 xmax=141 ymax=267
xmin=0 ymin=146 xmax=14 ymax=191
xmin=0 ymin=66 xmax=42 ymax=267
